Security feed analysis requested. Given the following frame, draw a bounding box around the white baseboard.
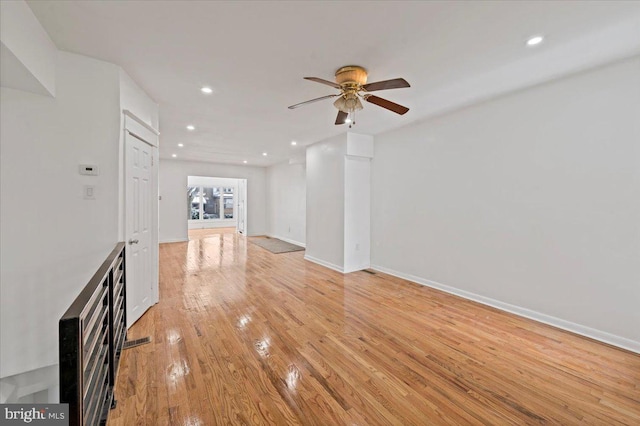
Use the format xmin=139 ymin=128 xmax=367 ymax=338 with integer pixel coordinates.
xmin=344 ymin=264 xmax=371 ymax=274
xmin=304 ymin=255 xmax=344 ymax=273
xmin=301 ymin=254 xmax=367 ymax=275
xmin=268 ymin=234 xmax=306 ymax=248
xmin=159 ymin=238 xmax=188 ymax=244
xmin=371 ymin=264 xmax=640 ymax=354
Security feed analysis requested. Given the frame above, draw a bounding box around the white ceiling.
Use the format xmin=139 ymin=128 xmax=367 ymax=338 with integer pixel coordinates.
xmin=27 ymin=1 xmax=640 ymax=167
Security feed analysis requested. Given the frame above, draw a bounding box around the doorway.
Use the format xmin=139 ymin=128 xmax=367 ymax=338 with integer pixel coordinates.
xmin=187 ymin=176 xmax=247 ymax=234
xmin=237 ymin=179 xmax=247 ymax=234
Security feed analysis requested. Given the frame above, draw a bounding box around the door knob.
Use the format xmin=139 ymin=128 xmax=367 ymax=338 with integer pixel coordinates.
xmin=128 ymin=239 xmax=139 ymax=245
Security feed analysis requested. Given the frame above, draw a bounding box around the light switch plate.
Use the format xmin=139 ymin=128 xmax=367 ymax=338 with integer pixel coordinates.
xmin=83 ymin=185 xmax=95 ymax=200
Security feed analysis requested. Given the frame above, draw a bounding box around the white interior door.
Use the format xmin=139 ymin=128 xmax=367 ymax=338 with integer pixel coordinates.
xmin=125 ymin=131 xmax=156 ymax=326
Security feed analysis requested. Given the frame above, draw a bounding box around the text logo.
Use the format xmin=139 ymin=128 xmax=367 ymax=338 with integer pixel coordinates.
xmin=0 ymin=404 xmax=68 ymax=425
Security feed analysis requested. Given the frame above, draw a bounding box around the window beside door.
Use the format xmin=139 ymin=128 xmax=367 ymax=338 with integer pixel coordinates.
xmin=188 ymin=186 xmax=201 ymax=219
xmin=188 ymin=185 xmax=234 ymax=222
xmin=223 ymin=187 xmax=234 ymax=219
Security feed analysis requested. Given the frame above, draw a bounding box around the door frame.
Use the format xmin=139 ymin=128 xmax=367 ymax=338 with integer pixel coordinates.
xmin=122 ymin=110 xmax=159 ymax=327
xmin=238 ymin=179 xmax=248 ymax=235
xmin=187 ymin=178 xmax=239 ymax=229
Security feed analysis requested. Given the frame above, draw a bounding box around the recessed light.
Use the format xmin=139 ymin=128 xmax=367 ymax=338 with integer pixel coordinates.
xmin=345 ymin=118 xmax=352 ymax=124
xmin=200 ymin=86 xmax=213 ymax=94
xmin=243 ymin=160 xmax=248 ymax=164
xmin=186 ymin=125 xmax=195 ymax=131
xmin=526 ymin=35 xmax=544 ymax=46
xmin=262 ymin=152 xmax=268 ymax=156
xmin=172 ymin=154 xmax=177 ymax=158
xmin=291 ymin=141 xmax=297 ymax=146
xmin=178 ymin=143 xmax=184 ymax=147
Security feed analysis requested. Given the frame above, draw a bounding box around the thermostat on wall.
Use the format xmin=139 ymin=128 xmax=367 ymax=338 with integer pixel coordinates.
xmin=79 ymin=164 xmax=99 ymax=176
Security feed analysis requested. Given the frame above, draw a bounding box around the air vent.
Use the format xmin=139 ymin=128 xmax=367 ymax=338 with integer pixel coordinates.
xmin=122 ymin=336 xmax=151 ymax=350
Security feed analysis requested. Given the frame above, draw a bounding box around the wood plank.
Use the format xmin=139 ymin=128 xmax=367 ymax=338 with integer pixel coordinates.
xmin=107 ymin=228 xmax=640 ymax=425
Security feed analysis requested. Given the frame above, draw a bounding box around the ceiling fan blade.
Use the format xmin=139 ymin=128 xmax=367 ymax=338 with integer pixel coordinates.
xmin=304 ymin=77 xmax=341 ymax=89
xmin=288 ymin=94 xmax=338 ymax=110
xmin=335 ymin=110 xmax=348 ymax=125
xmin=365 ymin=95 xmax=409 ymax=115
xmin=362 ymin=78 xmax=410 ymax=92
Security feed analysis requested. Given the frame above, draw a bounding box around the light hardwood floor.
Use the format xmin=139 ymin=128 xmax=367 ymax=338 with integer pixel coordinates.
xmin=107 ymin=228 xmax=640 ymax=425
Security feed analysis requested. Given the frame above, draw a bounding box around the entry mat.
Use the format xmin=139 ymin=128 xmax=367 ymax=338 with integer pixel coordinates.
xmin=249 ymin=237 xmax=305 ymax=254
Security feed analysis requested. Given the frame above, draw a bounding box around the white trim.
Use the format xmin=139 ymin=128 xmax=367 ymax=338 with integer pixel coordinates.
xmin=188 ymin=220 xmax=237 ymax=230
xmin=123 ymin=109 xmax=160 ymax=135
xmin=160 ymin=238 xmax=189 ymax=244
xmin=344 ymin=264 xmax=371 ymax=274
xmin=123 ymin=113 xmax=159 ymax=149
xmin=268 ymin=234 xmax=306 ymax=248
xmin=371 ymin=264 xmax=640 ymax=354
xmin=304 ymin=255 xmax=344 ymax=273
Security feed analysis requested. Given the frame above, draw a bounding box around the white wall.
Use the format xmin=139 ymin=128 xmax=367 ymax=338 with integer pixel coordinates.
xmin=344 ymin=133 xmax=374 ymax=273
xmin=119 ymin=70 xmax=158 ymax=130
xmin=305 ymin=132 xmax=373 ymax=272
xmin=0 ymin=0 xmax=56 ymax=96
xmin=1 ymin=52 xmax=121 ymax=382
xmin=305 ymin=134 xmax=346 ymax=270
xmin=266 ymin=162 xmax=306 ymax=247
xmin=159 ymin=159 xmax=267 ymax=242
xmin=189 ymin=175 xmax=238 ymax=188
xmin=0 ymin=20 xmax=158 ymax=399
xmin=371 ymin=56 xmax=640 ymax=351
xmin=344 ymin=157 xmax=371 ymax=273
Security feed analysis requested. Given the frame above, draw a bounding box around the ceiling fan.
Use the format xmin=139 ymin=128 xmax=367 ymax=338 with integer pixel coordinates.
xmin=288 ymin=66 xmax=410 ymax=127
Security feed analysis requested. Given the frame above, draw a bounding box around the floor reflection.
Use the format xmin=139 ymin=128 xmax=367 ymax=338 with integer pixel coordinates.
xmin=110 ymin=227 xmax=640 ymax=425
xmin=181 ymin=228 xmax=249 ymax=309
xmin=186 ymin=227 xmax=242 ymax=272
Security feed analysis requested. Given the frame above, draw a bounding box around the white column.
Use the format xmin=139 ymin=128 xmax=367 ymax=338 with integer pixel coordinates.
xmin=305 ymin=132 xmax=373 ymax=273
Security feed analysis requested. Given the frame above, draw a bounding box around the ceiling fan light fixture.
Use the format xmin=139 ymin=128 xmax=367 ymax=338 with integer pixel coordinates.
xmin=346 ymin=95 xmax=363 ymax=112
xmin=333 ymin=96 xmax=346 ymax=112
xmin=333 ymin=94 xmax=363 ymax=113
